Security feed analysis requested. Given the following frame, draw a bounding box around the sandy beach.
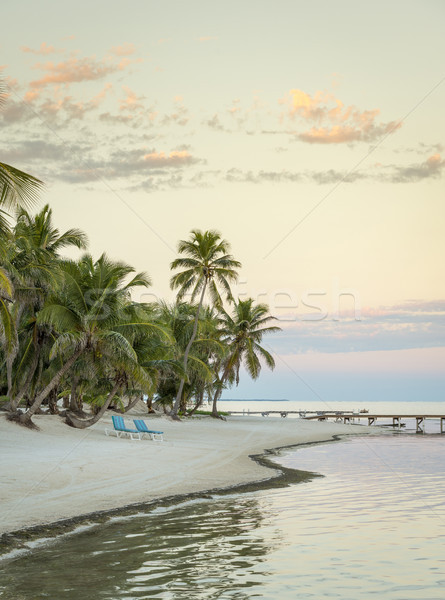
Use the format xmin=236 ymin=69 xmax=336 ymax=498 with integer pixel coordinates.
xmin=0 ymin=409 xmax=370 ymax=537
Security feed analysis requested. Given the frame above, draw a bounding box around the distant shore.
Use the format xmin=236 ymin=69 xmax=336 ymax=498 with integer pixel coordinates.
xmin=0 ymin=410 xmax=371 ymax=546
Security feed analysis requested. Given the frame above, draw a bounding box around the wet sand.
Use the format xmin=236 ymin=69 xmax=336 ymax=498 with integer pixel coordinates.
xmin=0 ymin=410 xmax=370 ymax=536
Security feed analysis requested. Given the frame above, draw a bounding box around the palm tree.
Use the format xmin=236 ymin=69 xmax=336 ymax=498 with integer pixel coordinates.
xmin=169 ymin=230 xmax=241 ymax=418
xmin=0 ymin=79 xmax=43 ymax=224
xmin=153 ymin=300 xmax=213 ymax=414
xmin=1 ymin=205 xmax=87 ymax=410
xmin=12 ymin=253 xmax=157 ymax=427
xmin=211 ymin=298 xmax=281 ymax=416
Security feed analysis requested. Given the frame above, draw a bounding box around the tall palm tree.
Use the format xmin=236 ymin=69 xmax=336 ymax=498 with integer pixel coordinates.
xmin=169 ymin=230 xmax=241 ymax=418
xmin=212 ymin=298 xmax=281 ymax=416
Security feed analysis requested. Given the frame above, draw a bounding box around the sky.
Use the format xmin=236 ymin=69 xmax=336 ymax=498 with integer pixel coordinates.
xmin=1 ymin=0 xmax=444 ymax=403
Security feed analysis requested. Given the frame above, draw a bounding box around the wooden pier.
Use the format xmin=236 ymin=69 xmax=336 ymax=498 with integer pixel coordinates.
xmin=228 ymin=410 xmax=445 ymax=433
xmin=303 ymin=413 xmax=445 ymax=433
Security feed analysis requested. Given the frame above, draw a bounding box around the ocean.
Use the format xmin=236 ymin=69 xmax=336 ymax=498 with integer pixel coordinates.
xmin=1 ymin=401 xmax=444 ymax=599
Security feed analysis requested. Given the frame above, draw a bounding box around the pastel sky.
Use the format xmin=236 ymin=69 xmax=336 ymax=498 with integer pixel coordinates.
xmin=1 ymin=0 xmax=444 ymax=403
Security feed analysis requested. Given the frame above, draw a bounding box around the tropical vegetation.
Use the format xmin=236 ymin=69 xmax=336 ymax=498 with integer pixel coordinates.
xmin=0 ymin=209 xmax=280 ymax=428
xmin=0 ymin=79 xmax=280 ymax=429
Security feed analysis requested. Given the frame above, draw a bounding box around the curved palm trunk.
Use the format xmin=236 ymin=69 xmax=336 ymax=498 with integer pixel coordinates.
xmin=187 ymin=387 xmax=205 ymax=415
xmin=65 ymin=381 xmax=121 ymax=429
xmin=211 ymin=362 xmax=232 ymax=417
xmin=171 ymin=282 xmax=207 ymax=418
xmin=123 ymin=394 xmax=142 ymax=413
xmin=9 ymin=343 xmax=41 ymax=412
xmin=17 ymin=346 xmax=85 ymax=427
xmin=6 ymin=304 xmax=25 ymax=400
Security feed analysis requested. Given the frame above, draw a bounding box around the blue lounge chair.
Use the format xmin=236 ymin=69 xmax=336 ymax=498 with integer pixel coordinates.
xmin=133 ymin=419 xmax=164 ymax=442
xmin=105 ymin=415 xmax=142 ymax=440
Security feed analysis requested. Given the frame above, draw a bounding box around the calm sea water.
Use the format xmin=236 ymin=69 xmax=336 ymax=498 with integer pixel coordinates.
xmin=1 ymin=432 xmax=444 ymax=599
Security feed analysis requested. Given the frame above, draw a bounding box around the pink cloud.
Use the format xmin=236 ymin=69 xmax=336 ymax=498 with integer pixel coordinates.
xmin=299 ymin=121 xmax=401 ymax=144
xmin=22 ymin=42 xmax=64 ymax=55
xmin=29 ymin=55 xmax=133 ymax=90
xmin=282 ymin=89 xmax=401 ymax=144
xmin=90 ymin=82 xmax=113 ymax=106
xmin=23 ymin=82 xmax=113 ymax=119
xmin=426 ymin=153 xmax=444 ymax=169
xmin=110 ymin=43 xmax=136 ymax=56
xmin=119 ymin=86 xmax=145 ymax=112
xmin=143 ymin=150 xmax=196 ymax=167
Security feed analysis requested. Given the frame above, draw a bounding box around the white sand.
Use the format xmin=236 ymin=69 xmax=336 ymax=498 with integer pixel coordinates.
xmin=0 ymin=409 xmax=371 ymax=535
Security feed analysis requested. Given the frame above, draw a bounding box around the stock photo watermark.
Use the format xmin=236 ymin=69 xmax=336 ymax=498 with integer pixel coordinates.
xmin=135 ymin=281 xmax=362 ymax=323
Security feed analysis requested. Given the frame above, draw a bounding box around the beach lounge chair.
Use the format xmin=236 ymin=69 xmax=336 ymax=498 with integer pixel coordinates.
xmin=133 ymin=419 xmax=164 ymax=442
xmin=105 ymin=415 xmax=142 ymax=440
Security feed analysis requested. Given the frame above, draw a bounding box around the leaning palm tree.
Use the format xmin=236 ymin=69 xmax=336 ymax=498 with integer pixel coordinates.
xmin=169 ymin=230 xmax=241 ymax=418
xmin=11 ymin=253 xmax=159 ymax=427
xmin=211 ymin=298 xmax=281 ymax=416
xmin=0 ymin=79 xmax=43 ymax=224
xmin=1 ymin=205 xmax=87 ymax=410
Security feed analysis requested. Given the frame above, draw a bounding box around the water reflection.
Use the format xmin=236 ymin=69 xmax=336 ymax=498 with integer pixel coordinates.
xmin=1 ymin=435 xmax=445 ymax=600
xmin=0 ymin=497 xmax=281 ymax=600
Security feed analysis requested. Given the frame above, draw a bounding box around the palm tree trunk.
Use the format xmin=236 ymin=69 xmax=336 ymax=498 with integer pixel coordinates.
xmin=6 ymin=304 xmax=24 ymax=400
xmin=146 ymin=395 xmax=154 ymax=413
xmin=211 ymin=363 xmax=231 ymax=417
xmin=65 ymin=381 xmax=121 ymax=429
xmin=69 ymin=376 xmax=81 ymax=412
xmin=9 ymin=344 xmax=41 ymax=412
xmin=17 ymin=346 xmax=85 ymax=427
xmin=187 ymin=388 xmax=205 ymax=415
xmin=48 ymin=388 xmax=60 ymax=414
xmin=171 ymin=282 xmax=207 ymax=418
xmin=123 ymin=395 xmax=141 ymax=413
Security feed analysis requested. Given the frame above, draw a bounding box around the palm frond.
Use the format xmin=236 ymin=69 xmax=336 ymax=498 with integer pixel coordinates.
xmin=0 ymin=162 xmax=44 ymax=211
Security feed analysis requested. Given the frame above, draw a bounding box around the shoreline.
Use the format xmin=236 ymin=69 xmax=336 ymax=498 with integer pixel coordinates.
xmin=0 ymin=410 xmax=373 ymax=556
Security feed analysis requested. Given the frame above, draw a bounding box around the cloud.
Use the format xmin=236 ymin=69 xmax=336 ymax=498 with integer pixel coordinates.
xmin=298 ymin=121 xmax=400 ymax=144
xmin=0 ymin=130 xmax=202 ymax=190
xmin=394 ymin=142 xmax=444 ymax=156
xmin=281 ymin=89 xmax=401 ymax=144
xmin=309 ymin=169 xmax=366 ymax=184
xmin=28 ymin=55 xmax=134 ymax=91
xmin=225 ymin=168 xmax=365 ymax=185
xmin=386 ymin=153 xmax=445 ymax=183
xmin=205 ymin=113 xmax=226 ymax=131
xmin=22 ymin=42 xmax=64 ymax=55
xmin=161 ymin=98 xmax=189 ymax=127
xmin=17 ymin=84 xmax=113 ymax=121
xmin=223 ymin=155 xmax=444 ymax=187
xmin=119 ymin=86 xmax=146 ymax=112
xmin=273 ymin=300 xmax=445 ymax=354
xmin=98 ymin=87 xmax=157 ymax=127
xmin=0 ymin=139 xmax=86 ymax=163
xmin=142 ymin=150 xmax=198 ymax=167
xmin=98 ymin=112 xmax=142 ymax=126
xmin=226 ymin=168 xmax=303 ymax=184
xmin=63 ymin=148 xmax=201 ymax=183
xmin=109 ymin=43 xmax=136 ymax=56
